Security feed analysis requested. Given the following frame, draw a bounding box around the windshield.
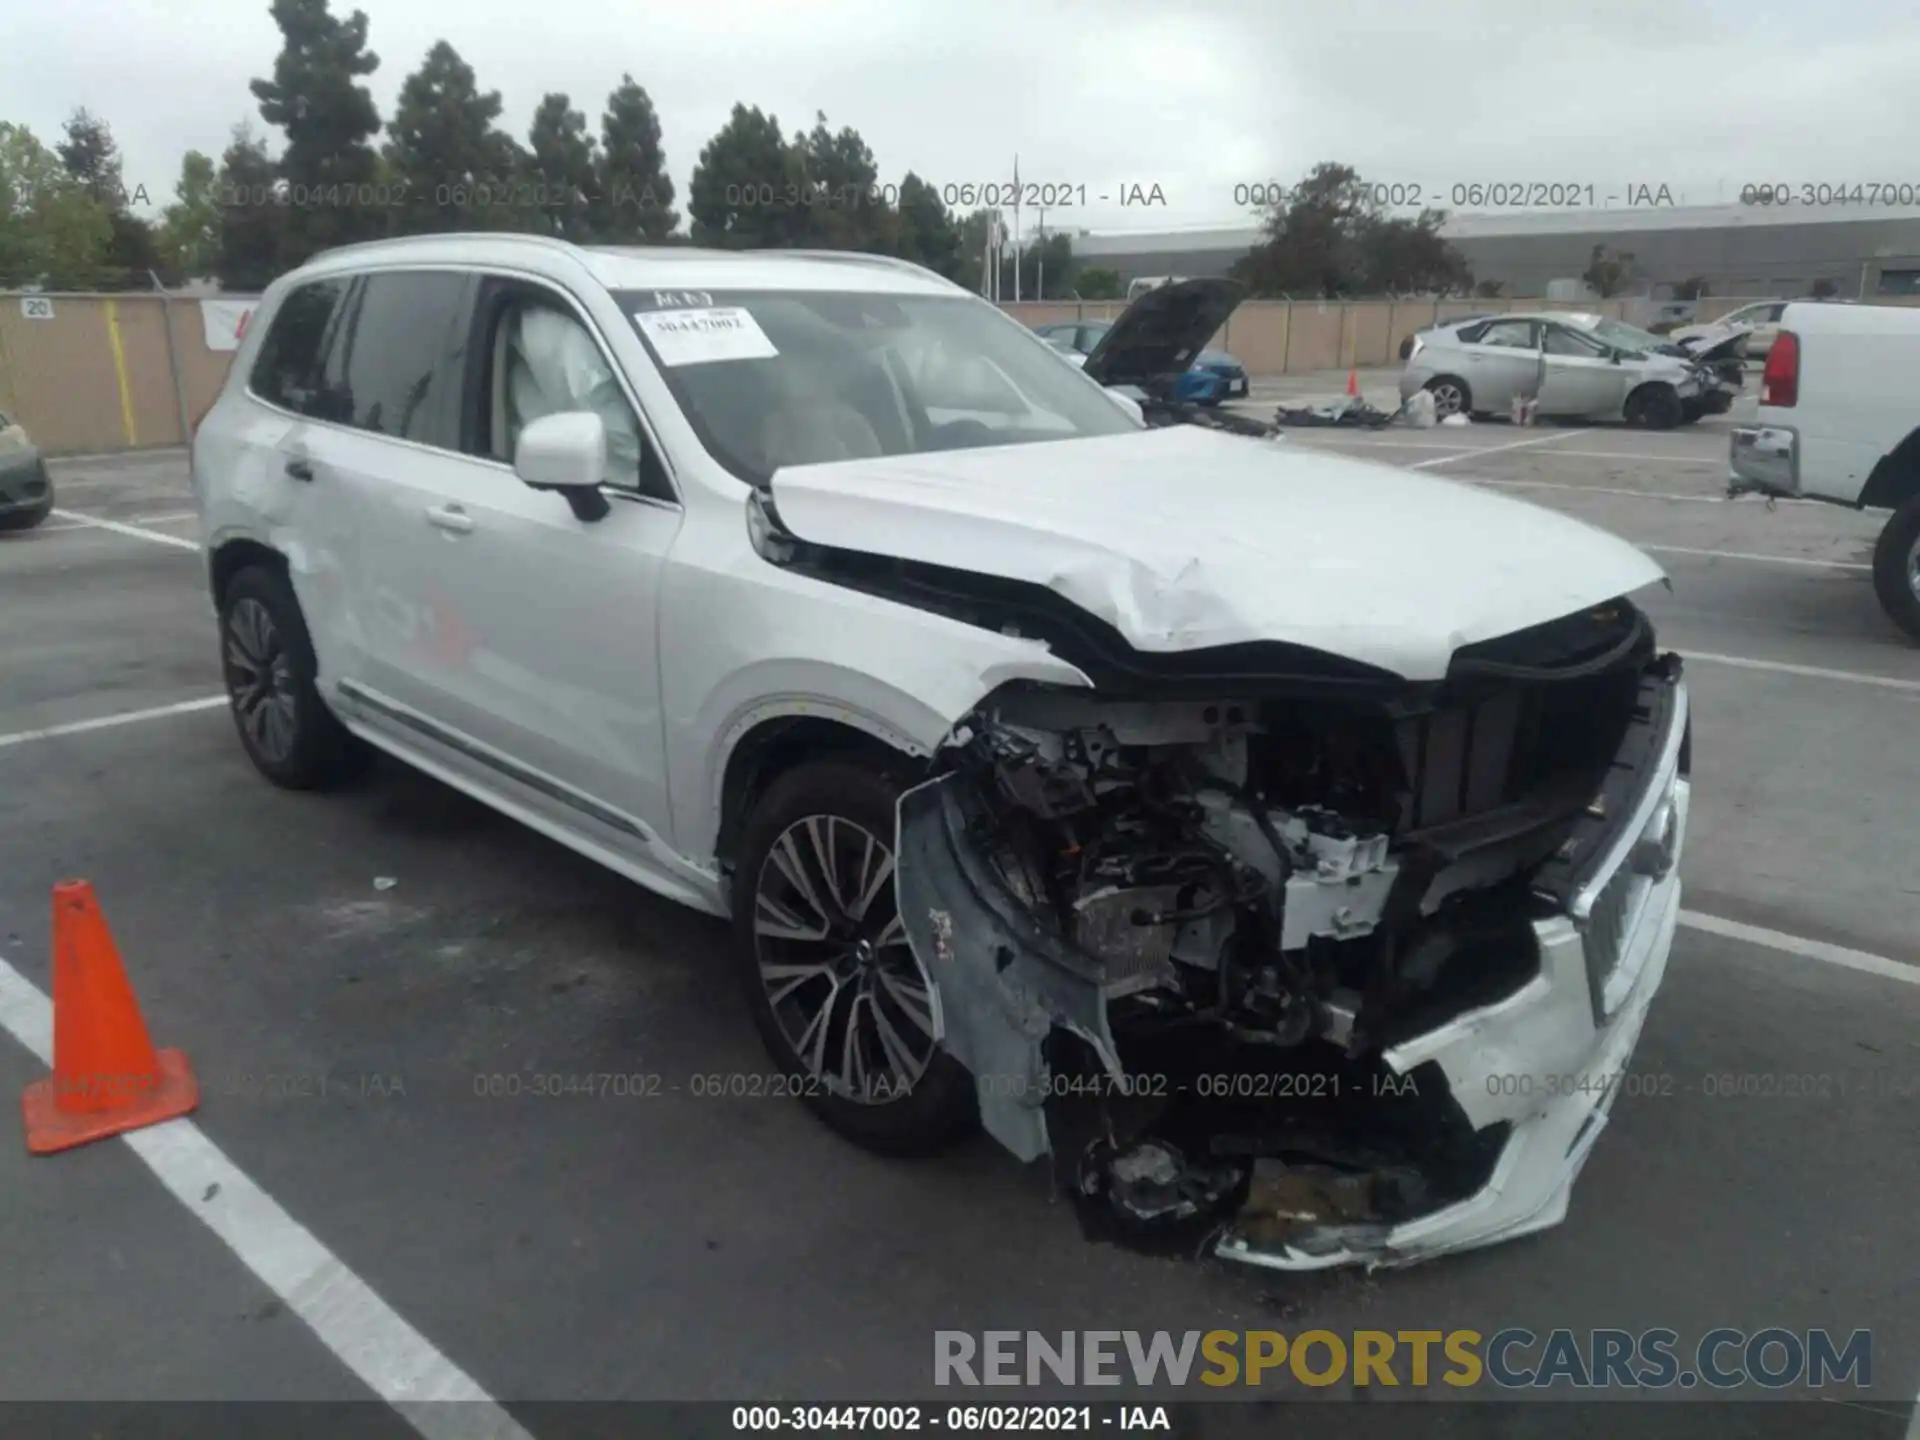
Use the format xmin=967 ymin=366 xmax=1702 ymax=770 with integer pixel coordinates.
xmin=618 ymin=290 xmax=1139 ymax=485
xmin=1590 ymin=318 xmax=1670 ymax=355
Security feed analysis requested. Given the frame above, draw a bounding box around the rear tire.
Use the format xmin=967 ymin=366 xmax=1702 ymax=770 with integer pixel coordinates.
xmin=1424 ymin=376 xmax=1471 ymax=418
xmin=1871 ymin=497 xmax=1920 ymax=643
xmin=1625 ymin=384 xmax=1682 ymax=430
xmin=217 ymin=564 xmax=363 ymax=789
xmin=731 ymin=757 xmax=978 ymax=1157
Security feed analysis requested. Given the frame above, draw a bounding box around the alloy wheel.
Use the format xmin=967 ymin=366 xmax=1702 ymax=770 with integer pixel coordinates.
xmin=1908 ymin=533 xmax=1920 ymax=603
xmin=1428 ymin=380 xmax=1464 ymax=416
xmin=752 ymin=814 xmax=939 ymax=1104
xmin=223 ymin=597 xmax=298 ymax=762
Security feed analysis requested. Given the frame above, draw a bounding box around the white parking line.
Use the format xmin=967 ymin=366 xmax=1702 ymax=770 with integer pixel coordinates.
xmin=126 ymin=511 xmax=200 ymax=525
xmin=1641 ymin=544 xmax=1872 ymax=572
xmin=0 ymin=697 xmax=230 ymax=751
xmin=1302 ymin=436 xmax=1721 ymax=466
xmin=48 ymin=509 xmax=200 ymax=552
xmin=1686 ymin=651 xmax=1920 ymax=693
xmin=1410 ymin=430 xmax=1573 ymax=468
xmin=1679 ymin=911 xmax=1919 ymax=987
xmin=1469 ymin=478 xmax=1737 ymax=504
xmin=0 ymin=960 xmax=533 ymax=1440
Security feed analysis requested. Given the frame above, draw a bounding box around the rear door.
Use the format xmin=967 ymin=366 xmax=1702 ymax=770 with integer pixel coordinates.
xmin=1457 ymin=318 xmax=1542 ymax=410
xmin=213 ymin=275 xmax=370 ymax=698
xmin=1537 ymin=321 xmax=1630 ymax=417
xmin=283 ymin=269 xmax=476 ymax=723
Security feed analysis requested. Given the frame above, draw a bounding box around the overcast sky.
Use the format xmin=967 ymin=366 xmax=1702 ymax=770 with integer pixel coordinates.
xmin=5 ymin=0 xmax=1917 ymax=234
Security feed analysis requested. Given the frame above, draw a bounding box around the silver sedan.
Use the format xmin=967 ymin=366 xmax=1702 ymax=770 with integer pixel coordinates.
xmin=1400 ymin=313 xmax=1708 ymax=428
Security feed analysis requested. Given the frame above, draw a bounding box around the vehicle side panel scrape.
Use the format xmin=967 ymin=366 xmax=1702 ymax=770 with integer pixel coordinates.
xmin=895 ymin=776 xmax=1124 ymax=1160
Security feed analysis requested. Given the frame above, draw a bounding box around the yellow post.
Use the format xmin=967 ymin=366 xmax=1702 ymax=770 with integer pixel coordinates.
xmin=105 ymin=299 xmax=138 ymax=448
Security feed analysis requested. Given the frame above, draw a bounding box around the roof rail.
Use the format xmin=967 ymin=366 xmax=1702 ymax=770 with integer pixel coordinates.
xmin=303 ymin=232 xmax=581 ymax=264
xmin=777 ymin=250 xmax=958 ymax=285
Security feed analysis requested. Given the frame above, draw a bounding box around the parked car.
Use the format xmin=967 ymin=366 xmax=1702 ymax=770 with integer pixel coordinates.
xmin=1036 ymin=318 xmax=1247 ymax=403
xmin=0 ymin=410 xmax=54 ymax=531
xmin=1729 ymin=301 xmax=1920 ymax=639
xmin=1401 ymin=311 xmax=1721 ymax=427
xmin=193 ymin=236 xmax=1689 ymax=1273
xmin=1675 ymin=300 xmax=1787 ymax=357
xmin=1398 ymin=313 xmax=1496 ymax=362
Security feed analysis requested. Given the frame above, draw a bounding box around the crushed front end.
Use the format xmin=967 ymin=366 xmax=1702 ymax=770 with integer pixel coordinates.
xmin=895 ymin=600 xmax=1690 ymax=1271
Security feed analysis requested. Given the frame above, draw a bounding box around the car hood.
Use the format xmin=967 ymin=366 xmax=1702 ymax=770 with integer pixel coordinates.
xmin=1670 ymin=323 xmax=1752 ymax=363
xmin=1195 ymin=349 xmax=1240 ymax=369
xmin=767 ymin=426 xmax=1666 ymax=681
xmin=1080 ymin=278 xmax=1245 ymax=389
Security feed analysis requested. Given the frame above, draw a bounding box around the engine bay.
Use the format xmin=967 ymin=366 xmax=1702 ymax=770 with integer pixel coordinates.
xmin=894 ymin=604 xmax=1675 ymax=1263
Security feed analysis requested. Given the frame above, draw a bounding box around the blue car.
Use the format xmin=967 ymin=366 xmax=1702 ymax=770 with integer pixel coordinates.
xmin=1034 ymin=320 xmax=1245 ymax=406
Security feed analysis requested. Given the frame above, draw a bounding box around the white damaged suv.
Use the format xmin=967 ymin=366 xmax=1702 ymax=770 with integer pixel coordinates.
xmin=192 ymin=236 xmax=1691 ymax=1271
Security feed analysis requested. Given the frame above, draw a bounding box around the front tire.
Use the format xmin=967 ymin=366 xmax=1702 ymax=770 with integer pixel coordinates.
xmin=1871 ymin=497 xmax=1920 ymax=642
xmin=218 ymin=565 xmax=362 ymax=789
xmin=1625 ymin=384 xmax=1682 ymax=430
xmin=731 ymin=758 xmax=977 ymax=1156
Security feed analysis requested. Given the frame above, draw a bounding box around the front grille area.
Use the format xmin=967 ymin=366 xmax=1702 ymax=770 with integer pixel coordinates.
xmin=1583 ymin=860 xmax=1638 ymax=1002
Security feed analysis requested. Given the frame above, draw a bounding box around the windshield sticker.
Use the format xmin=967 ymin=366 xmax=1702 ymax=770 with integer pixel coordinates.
xmin=634 ymin=306 xmax=779 ymax=366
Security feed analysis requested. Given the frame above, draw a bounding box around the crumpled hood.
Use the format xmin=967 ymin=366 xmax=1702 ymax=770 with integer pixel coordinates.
xmin=1671 ymin=321 xmax=1752 ymax=360
xmin=768 ymin=427 xmax=1666 ymax=682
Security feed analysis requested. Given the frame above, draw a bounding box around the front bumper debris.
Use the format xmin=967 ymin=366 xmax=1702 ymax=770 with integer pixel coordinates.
xmin=1728 ymin=424 xmax=1799 ymax=499
xmin=897 ymin=664 xmax=1692 ymax=1271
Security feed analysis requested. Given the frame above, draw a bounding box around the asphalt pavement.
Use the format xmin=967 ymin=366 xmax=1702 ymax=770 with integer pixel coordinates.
xmin=0 ymin=416 xmax=1914 ymax=1438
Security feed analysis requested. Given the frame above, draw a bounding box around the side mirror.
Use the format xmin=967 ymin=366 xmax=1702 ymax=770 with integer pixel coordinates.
xmin=1609 ymin=349 xmax=1624 ymax=364
xmin=514 ymin=411 xmax=611 ymax=522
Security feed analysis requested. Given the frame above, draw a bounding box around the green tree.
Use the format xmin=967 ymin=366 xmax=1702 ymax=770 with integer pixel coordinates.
xmin=58 ymin=109 xmax=162 ymax=287
xmin=1013 ymin=230 xmax=1073 ymax=298
xmin=1581 ymin=244 xmax=1636 ymax=298
xmin=954 ymin=206 xmax=997 ymax=293
xmin=159 ymin=150 xmax=222 ymax=279
xmin=1352 ymin=207 xmax=1469 ymax=296
xmin=250 ymin=0 xmax=384 ymax=265
xmin=0 ymin=122 xmax=114 ymax=288
xmin=1074 ymin=264 xmax=1122 ymax=299
xmin=791 ymin=111 xmax=886 ymax=249
xmin=1473 ymin=278 xmax=1504 ymax=298
xmin=893 ymin=172 xmax=960 ymax=277
xmin=214 ymin=122 xmax=286 ymax=291
xmin=384 ymin=40 xmax=525 ymax=233
xmin=592 ymin=75 xmax=677 ymax=242
xmin=688 ymin=103 xmax=800 ymax=248
xmin=1233 ymin=162 xmax=1470 ymax=298
xmin=1674 ymin=275 xmax=1710 ymax=301
xmin=524 ymin=93 xmax=598 ymax=242
xmin=1810 ymin=277 xmax=1840 ymax=300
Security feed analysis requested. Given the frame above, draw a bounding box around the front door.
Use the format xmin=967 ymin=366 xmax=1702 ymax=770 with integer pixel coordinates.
xmin=355 ymin=275 xmax=682 ymax=842
xmin=1537 ymin=322 xmax=1630 ymax=418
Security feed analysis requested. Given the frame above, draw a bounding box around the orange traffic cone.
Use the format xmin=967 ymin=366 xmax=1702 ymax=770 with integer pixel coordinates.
xmin=1346 ymin=369 xmax=1360 ymax=397
xmin=20 ymin=881 xmax=198 ymax=1155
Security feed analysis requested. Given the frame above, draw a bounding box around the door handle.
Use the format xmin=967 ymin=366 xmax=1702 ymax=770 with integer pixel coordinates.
xmin=425 ymin=504 xmax=474 ymax=535
xmin=285 ymin=458 xmax=314 ymax=482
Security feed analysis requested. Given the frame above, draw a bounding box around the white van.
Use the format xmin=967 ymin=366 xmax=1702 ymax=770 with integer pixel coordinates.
xmin=1729 ymin=301 xmax=1920 ymax=638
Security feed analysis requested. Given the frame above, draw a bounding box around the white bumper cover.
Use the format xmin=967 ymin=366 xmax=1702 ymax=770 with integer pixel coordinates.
xmin=1219 ymin=683 xmax=1691 ymax=1272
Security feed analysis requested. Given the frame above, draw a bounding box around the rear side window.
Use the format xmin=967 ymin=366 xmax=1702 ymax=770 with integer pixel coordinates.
xmin=1475 ymin=319 xmax=1537 ymax=349
xmin=250 ymin=279 xmax=349 ymax=417
xmin=320 ymin=271 xmax=471 ymax=447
